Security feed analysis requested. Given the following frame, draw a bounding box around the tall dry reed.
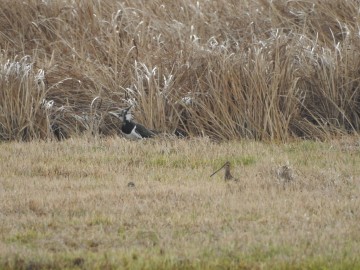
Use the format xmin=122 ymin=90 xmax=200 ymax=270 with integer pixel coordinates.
xmin=0 ymin=0 xmax=359 ymax=141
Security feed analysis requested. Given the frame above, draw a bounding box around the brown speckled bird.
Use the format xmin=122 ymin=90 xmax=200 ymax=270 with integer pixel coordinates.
xmin=210 ymin=161 xmax=239 ymax=181
xmin=276 ymin=165 xmax=294 ymax=183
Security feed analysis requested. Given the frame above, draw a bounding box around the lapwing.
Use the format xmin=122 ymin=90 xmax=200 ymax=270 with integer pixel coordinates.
xmin=109 ymin=106 xmax=156 ymax=140
xmin=210 ymin=161 xmax=239 ymax=181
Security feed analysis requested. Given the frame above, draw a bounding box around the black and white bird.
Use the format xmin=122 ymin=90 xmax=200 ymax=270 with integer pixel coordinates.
xmin=109 ymin=106 xmax=156 ymax=140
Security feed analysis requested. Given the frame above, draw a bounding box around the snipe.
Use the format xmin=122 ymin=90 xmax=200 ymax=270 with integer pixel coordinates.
xmin=276 ymin=164 xmax=294 ymax=183
xmin=210 ymin=161 xmax=239 ymax=181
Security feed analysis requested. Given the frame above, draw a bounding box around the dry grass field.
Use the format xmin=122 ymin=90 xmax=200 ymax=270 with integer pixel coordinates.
xmin=0 ymin=136 xmax=359 ymax=269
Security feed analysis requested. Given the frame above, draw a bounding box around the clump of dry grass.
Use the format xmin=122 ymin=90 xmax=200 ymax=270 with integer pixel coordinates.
xmin=0 ymin=55 xmax=49 ymax=140
xmin=0 ymin=137 xmax=359 ymax=268
xmin=0 ymin=0 xmax=360 ymax=141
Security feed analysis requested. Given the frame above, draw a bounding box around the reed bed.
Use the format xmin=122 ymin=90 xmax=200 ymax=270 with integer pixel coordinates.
xmin=0 ymin=0 xmax=359 ymax=141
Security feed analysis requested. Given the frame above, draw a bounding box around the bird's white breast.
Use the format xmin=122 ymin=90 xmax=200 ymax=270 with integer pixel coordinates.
xmin=123 ymin=126 xmax=143 ymax=140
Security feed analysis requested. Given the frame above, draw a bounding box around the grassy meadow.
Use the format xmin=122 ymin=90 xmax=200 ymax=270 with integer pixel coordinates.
xmin=1 ymin=0 xmax=360 ymax=269
xmin=0 ymin=136 xmax=359 ymax=269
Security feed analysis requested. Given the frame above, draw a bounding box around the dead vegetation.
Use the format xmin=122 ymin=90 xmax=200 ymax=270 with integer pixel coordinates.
xmin=0 ymin=0 xmax=359 ymax=141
